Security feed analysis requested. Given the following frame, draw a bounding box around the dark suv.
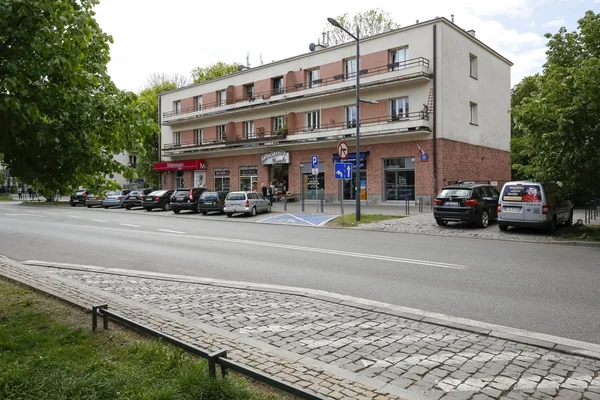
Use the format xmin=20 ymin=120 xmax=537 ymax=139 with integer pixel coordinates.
xmin=433 ymin=183 xmax=499 ymax=228
xmin=124 ymin=188 xmax=155 ymax=210
xmin=170 ymin=187 xmax=207 ymax=214
xmin=69 ymin=189 xmax=88 ymax=207
xmin=197 ymin=191 xmax=229 ymax=215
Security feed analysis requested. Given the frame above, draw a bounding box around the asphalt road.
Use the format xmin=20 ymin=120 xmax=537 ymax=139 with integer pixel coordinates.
xmin=1 ymin=201 xmax=599 ymax=344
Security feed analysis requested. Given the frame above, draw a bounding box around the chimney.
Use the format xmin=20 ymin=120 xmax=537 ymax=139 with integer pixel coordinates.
xmin=416 ymin=19 xmax=419 ymax=24
xmin=451 ymin=14 xmax=455 ymax=23
xmin=260 ymin=53 xmax=263 ymax=65
xmin=467 ymin=29 xmax=476 ymax=37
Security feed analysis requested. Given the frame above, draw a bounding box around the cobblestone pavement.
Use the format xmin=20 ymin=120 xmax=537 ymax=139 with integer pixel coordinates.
xmin=2 ymin=259 xmax=599 ymax=400
xmin=357 ymin=210 xmax=594 ymax=243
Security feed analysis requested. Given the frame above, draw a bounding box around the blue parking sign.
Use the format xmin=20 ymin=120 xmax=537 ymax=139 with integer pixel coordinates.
xmin=311 ymin=155 xmax=318 ymax=168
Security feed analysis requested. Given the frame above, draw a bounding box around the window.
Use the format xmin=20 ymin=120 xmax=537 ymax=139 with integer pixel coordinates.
xmin=470 ymin=102 xmax=478 ymax=125
xmin=391 ymin=97 xmax=410 ymax=120
xmin=218 ymin=90 xmax=226 ymax=106
xmin=272 ymin=77 xmax=284 ymax=94
xmin=273 ymin=116 xmax=284 ymax=132
xmin=306 ymin=111 xmax=320 ymax=130
xmin=128 ymin=155 xmax=137 ymax=166
xmin=245 ymin=84 xmax=255 ymax=100
xmin=346 ymin=106 xmax=357 ymax=128
xmin=345 ymin=58 xmax=357 ymax=80
xmin=389 ymin=47 xmax=408 ymax=70
xmin=306 ymin=69 xmax=320 ymax=88
xmin=469 ymin=54 xmax=478 ymax=79
xmin=243 ymin=121 xmax=255 ymax=139
xmin=173 ymin=101 xmax=181 ymax=115
xmin=194 ymin=128 xmax=203 ymax=144
xmin=217 ymin=125 xmax=226 ymax=141
xmin=173 ymin=131 xmax=181 ymax=145
xmin=194 ymin=96 xmax=202 ymax=111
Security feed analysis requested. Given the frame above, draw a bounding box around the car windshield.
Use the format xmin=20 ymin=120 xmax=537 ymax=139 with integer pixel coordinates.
xmin=148 ymin=190 xmax=166 ymax=196
xmin=226 ymin=192 xmax=246 ymax=201
xmin=438 ymin=188 xmax=472 ymax=198
xmin=502 ymin=184 xmax=542 ymax=203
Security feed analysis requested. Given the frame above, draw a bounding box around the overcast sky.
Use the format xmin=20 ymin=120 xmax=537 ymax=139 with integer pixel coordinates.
xmin=93 ymin=0 xmax=596 ymax=93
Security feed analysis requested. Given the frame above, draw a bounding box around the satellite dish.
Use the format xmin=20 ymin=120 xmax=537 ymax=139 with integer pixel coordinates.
xmin=237 ymin=65 xmax=245 ymax=72
xmin=309 ymin=43 xmax=316 ymax=52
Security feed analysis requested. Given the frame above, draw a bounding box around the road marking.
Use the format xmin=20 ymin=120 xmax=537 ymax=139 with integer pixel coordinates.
xmin=158 ymin=229 xmax=185 ymax=234
xmin=91 ymin=219 xmax=107 ymax=223
xmin=120 ymin=223 xmax=140 ymax=228
xmin=5 ymin=213 xmax=45 ymax=217
xmin=68 ymin=215 xmax=81 ymax=219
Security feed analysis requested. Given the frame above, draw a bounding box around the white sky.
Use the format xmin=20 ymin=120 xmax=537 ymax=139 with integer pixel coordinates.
xmin=93 ymin=0 xmax=587 ymax=93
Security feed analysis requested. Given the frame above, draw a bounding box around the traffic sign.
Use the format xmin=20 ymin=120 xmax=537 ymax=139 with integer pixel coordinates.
xmin=312 ymin=168 xmax=319 ymax=175
xmin=334 ymin=163 xmax=352 ymax=179
xmin=311 ymin=155 xmax=318 ymax=168
xmin=337 ymin=141 xmax=348 ymax=159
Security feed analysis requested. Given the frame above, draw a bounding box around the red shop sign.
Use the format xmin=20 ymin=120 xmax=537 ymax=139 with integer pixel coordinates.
xmin=153 ymin=159 xmax=205 ymax=171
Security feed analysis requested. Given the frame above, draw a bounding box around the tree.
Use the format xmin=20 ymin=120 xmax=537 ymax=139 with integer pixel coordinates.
xmin=191 ymin=62 xmax=239 ymax=84
xmin=512 ymin=10 xmax=600 ymax=199
xmin=510 ymin=74 xmax=541 ymax=180
xmin=0 ymin=0 xmax=154 ymax=198
xmin=323 ymin=9 xmax=400 ymax=45
xmin=144 ymin=72 xmax=190 ymax=91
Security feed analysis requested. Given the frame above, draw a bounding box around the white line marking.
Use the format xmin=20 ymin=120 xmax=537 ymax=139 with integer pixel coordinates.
xmin=5 ymin=213 xmax=44 ymax=217
xmin=91 ymin=219 xmax=107 ymax=223
xmin=68 ymin=215 xmax=81 ymax=219
xmin=158 ymin=229 xmax=185 ymax=234
xmin=287 ymin=214 xmax=317 ymax=225
xmin=120 ymin=223 xmax=140 ymax=228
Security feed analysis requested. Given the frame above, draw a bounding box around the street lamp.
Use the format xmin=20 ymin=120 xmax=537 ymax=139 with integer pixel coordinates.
xmin=327 ymin=17 xmax=363 ymax=221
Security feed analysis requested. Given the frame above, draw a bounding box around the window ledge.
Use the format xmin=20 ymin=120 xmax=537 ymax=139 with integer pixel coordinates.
xmin=470 ymin=122 xmax=479 ymax=126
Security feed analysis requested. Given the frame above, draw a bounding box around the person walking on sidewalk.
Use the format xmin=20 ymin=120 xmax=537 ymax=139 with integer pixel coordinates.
xmin=268 ymin=182 xmax=275 ymax=205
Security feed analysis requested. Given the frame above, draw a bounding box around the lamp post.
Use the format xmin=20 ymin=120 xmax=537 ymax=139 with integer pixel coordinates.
xmin=327 ymin=18 xmax=363 ymax=221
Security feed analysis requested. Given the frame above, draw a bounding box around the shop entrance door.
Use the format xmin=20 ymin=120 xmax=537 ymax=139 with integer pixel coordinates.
xmin=385 ymin=170 xmax=415 ymax=201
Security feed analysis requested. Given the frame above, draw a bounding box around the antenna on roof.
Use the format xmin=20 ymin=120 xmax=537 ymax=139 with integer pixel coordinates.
xmin=260 ymin=53 xmax=263 ymax=65
xmin=246 ymin=52 xmax=250 ymax=67
xmin=451 ymin=14 xmax=455 ymax=23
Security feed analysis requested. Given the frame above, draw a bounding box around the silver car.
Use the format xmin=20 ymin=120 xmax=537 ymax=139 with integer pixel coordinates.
xmin=224 ymin=191 xmax=271 ymax=217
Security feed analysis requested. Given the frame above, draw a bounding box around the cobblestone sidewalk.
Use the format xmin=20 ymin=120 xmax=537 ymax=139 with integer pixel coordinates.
xmin=2 ymin=258 xmax=600 ymax=400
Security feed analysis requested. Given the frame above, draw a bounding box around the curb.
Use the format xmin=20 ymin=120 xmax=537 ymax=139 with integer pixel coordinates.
xmin=15 ymin=259 xmax=600 ymax=362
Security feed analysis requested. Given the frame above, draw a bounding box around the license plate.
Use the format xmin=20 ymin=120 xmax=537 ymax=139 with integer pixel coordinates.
xmin=177 ymin=197 xmax=184 ymax=201
xmin=445 ymin=201 xmax=459 ymax=206
xmin=504 ymin=207 xmax=521 ymax=212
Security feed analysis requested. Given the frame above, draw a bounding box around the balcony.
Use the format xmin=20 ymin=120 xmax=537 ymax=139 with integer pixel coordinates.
xmin=162 ymin=111 xmax=431 ymax=156
xmin=161 ymin=57 xmax=431 ymax=125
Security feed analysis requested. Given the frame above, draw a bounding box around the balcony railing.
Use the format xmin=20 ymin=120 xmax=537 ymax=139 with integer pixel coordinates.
xmin=162 ymin=57 xmax=430 ymax=121
xmin=162 ymin=110 xmax=430 ymax=152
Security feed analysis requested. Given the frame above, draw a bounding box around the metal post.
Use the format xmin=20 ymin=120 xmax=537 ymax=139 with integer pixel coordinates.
xmin=92 ymin=304 xmax=108 ymax=331
xmin=320 ymin=196 xmax=324 ymax=213
xmin=283 ymin=196 xmax=287 ymax=212
xmin=355 ymin=26 xmax=361 ymax=222
xmin=585 ymin=203 xmax=589 ymax=224
xmin=301 ymin=167 xmax=305 ymax=213
xmin=406 ymin=199 xmax=410 ymax=215
xmin=207 ymin=350 xmax=227 ymax=380
xmin=340 ymin=179 xmax=344 ymax=220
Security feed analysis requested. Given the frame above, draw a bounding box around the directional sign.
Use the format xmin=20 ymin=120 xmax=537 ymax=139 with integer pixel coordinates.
xmin=334 ymin=163 xmax=352 ymax=180
xmin=337 ymin=141 xmax=349 ymax=159
xmin=311 ymin=155 xmax=318 ymax=168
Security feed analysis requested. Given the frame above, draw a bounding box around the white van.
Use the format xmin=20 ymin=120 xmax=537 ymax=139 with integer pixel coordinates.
xmin=497 ymin=181 xmax=573 ymax=233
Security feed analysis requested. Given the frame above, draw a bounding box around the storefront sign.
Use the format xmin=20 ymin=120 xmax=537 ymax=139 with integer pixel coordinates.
xmin=194 ymin=170 xmax=206 ymax=188
xmin=214 ymin=167 xmax=230 ymax=177
xmin=240 ymin=166 xmax=258 ymax=176
xmin=261 ymin=151 xmax=289 ymax=165
xmin=153 ymin=159 xmax=205 ymax=171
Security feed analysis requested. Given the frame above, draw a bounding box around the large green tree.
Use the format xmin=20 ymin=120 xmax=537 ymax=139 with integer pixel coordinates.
xmin=512 ymin=10 xmax=600 ymax=198
xmin=323 ymin=9 xmax=400 ymax=45
xmin=510 ymin=74 xmax=541 ymax=180
xmin=191 ymin=62 xmax=238 ymax=84
xmin=0 ymin=0 xmax=153 ymax=197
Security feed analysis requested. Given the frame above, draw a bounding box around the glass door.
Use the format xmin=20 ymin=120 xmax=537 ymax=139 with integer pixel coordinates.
xmin=385 ymin=170 xmax=415 ymax=201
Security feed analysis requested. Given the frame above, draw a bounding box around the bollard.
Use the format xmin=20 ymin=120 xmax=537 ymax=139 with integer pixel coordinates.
xmin=320 ymin=197 xmax=324 ymax=213
xmin=283 ymin=197 xmax=287 ymax=212
xmin=430 ymin=196 xmax=434 ymax=211
xmin=585 ymin=203 xmax=590 ymax=224
xmin=301 ymin=196 xmax=305 ymax=212
xmin=419 ymin=197 xmax=423 ymax=213
xmin=405 ymin=199 xmax=410 ymax=215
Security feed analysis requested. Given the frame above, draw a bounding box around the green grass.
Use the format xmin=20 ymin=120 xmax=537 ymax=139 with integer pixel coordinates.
xmin=0 ymin=279 xmax=284 ymax=400
xmin=0 ymin=195 xmax=14 ymax=201
xmin=553 ymin=224 xmax=600 ymax=242
xmin=326 ymin=213 xmax=404 ymax=227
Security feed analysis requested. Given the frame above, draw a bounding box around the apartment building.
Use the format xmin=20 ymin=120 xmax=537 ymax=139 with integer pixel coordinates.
xmin=156 ymin=17 xmax=512 ymax=203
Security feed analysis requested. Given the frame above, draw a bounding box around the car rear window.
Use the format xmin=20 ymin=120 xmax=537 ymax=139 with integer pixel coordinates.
xmin=107 ymin=190 xmax=120 ymax=195
xmin=148 ymin=190 xmax=167 ymax=196
xmin=502 ymin=184 xmax=542 ymax=203
xmin=173 ymin=190 xmax=189 ymax=196
xmin=129 ymin=191 xmax=140 ymax=195
xmin=200 ymin=192 xmax=217 ymax=200
xmin=438 ymin=188 xmax=472 ymax=198
xmin=226 ymin=192 xmax=246 ymax=201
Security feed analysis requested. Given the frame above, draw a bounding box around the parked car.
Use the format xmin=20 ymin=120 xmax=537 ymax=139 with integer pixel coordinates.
xmin=433 ymin=183 xmax=499 ymax=228
xmin=170 ymin=187 xmax=207 ymax=214
xmin=123 ymin=189 xmax=155 ymax=210
xmin=102 ymin=189 xmax=132 ymax=208
xmin=142 ymin=189 xmax=174 ymax=211
xmin=69 ymin=189 xmax=89 ymax=207
xmin=498 ymin=181 xmax=573 ymax=233
xmin=85 ymin=193 xmax=106 ymax=208
xmin=197 ymin=191 xmax=229 ymax=215
xmin=224 ymin=191 xmax=271 ymax=217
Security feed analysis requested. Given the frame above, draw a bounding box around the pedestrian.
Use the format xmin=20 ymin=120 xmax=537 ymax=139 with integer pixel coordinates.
xmin=17 ymin=188 xmax=22 ymax=200
xmin=268 ymin=182 xmax=274 ymax=205
xmin=27 ymin=187 xmax=33 ymax=199
xmin=261 ymin=182 xmax=267 ymax=197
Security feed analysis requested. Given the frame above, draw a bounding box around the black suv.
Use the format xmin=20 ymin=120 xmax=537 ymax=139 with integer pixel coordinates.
xmin=124 ymin=188 xmax=155 ymax=210
xmin=170 ymin=187 xmax=207 ymax=214
xmin=197 ymin=191 xmax=229 ymax=215
xmin=433 ymin=183 xmax=499 ymax=228
xmin=69 ymin=189 xmax=88 ymax=207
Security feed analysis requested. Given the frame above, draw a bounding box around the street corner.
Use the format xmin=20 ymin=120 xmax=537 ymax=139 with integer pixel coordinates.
xmin=260 ymin=213 xmax=337 ymax=227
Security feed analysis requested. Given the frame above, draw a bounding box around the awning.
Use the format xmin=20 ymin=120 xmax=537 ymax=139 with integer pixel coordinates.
xmin=332 ymin=151 xmax=369 ymax=163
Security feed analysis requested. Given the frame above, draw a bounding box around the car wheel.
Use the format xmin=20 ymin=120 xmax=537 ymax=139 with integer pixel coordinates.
xmin=201 ymin=211 xmax=208 ymax=215
xmin=125 ymin=205 xmax=131 ymax=210
xmin=435 ymin=218 xmax=447 ymax=226
xmin=226 ymin=213 xmax=233 ymax=218
xmin=104 ymin=206 xmax=109 ymax=209
xmin=163 ymin=203 xmax=170 ymax=211
xmin=251 ymin=206 xmax=257 ymax=217
xmin=172 ymin=209 xmax=180 ymax=214
xmin=565 ymin=210 xmax=573 ymax=226
xmin=87 ymin=205 xmax=92 ymax=208
xmin=267 ymin=203 xmax=272 ymax=213
xmin=549 ymin=216 xmax=557 ymax=234
xmin=499 ymin=224 xmax=509 ymax=231
xmin=145 ymin=207 xmax=152 ymax=212
xmin=70 ymin=203 xmax=76 ymax=207
xmin=477 ymin=210 xmax=489 ymax=228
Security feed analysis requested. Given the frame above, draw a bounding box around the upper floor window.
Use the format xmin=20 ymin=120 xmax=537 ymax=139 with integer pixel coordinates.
xmin=345 ymin=58 xmax=357 ymax=80
xmin=194 ymin=128 xmax=203 ymax=144
xmin=273 ymin=116 xmax=285 ymax=132
xmin=390 ymin=47 xmax=408 ymax=70
xmin=173 ymin=101 xmax=181 ymax=115
xmin=391 ymin=97 xmax=410 ymax=120
xmin=346 ymin=105 xmax=357 ymax=128
xmin=217 ymin=125 xmax=227 ymax=141
xmin=306 ymin=69 xmax=321 ymax=88
xmin=218 ymin=90 xmax=227 ymax=106
xmin=128 ymin=155 xmax=137 ymax=166
xmin=306 ymin=111 xmax=320 ymax=131
xmin=245 ymin=84 xmax=255 ymax=101
xmin=243 ymin=121 xmax=255 ymax=139
xmin=194 ymin=96 xmax=203 ymax=111
xmin=173 ymin=131 xmax=181 ymax=145
xmin=470 ymin=102 xmax=478 ymax=125
xmin=272 ymin=77 xmax=284 ymax=95
xmin=469 ymin=54 xmax=478 ymax=79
